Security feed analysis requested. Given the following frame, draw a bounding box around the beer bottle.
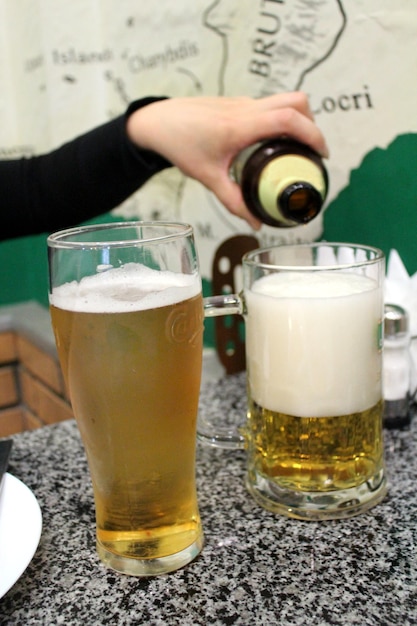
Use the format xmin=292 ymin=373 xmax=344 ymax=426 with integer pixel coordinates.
xmin=232 ymin=138 xmax=328 ymax=228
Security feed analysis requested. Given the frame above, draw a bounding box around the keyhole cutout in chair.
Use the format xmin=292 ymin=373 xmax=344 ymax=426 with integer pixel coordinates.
xmin=212 ymin=234 xmax=259 ymax=375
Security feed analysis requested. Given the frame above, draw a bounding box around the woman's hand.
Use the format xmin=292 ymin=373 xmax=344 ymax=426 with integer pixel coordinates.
xmin=126 ymin=93 xmax=329 ymax=229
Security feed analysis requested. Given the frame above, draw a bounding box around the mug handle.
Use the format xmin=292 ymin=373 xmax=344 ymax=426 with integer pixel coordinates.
xmin=198 ymin=294 xmax=246 ymax=450
xmin=203 ymin=294 xmax=243 ymax=318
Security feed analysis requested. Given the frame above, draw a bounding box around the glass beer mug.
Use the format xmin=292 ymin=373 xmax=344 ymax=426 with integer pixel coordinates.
xmin=48 ymin=222 xmax=204 ymax=576
xmin=205 ymin=242 xmax=387 ymax=520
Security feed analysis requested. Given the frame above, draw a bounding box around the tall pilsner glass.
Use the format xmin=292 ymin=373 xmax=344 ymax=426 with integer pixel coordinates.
xmin=48 ymin=222 xmax=204 ymax=576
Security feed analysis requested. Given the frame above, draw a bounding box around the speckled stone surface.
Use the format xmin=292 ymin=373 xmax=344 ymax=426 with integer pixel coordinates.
xmin=1 ymin=373 xmax=417 ymax=626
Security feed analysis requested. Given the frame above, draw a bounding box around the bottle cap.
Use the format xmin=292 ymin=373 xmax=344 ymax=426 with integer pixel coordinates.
xmin=384 ymin=304 xmax=409 ymax=338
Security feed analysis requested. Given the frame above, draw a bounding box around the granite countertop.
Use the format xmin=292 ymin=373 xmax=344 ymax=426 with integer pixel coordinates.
xmin=1 ymin=373 xmax=417 ymax=626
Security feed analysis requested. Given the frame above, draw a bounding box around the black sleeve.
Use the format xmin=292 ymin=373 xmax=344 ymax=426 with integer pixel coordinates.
xmin=0 ymin=97 xmax=172 ymax=241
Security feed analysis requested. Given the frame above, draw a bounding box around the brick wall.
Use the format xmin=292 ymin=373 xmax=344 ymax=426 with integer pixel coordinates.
xmin=0 ymin=303 xmax=73 ymax=438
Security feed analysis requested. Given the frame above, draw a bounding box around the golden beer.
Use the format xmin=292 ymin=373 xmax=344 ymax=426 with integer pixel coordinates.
xmin=247 ymin=398 xmax=384 ymax=493
xmin=50 ymin=264 xmax=204 ymax=567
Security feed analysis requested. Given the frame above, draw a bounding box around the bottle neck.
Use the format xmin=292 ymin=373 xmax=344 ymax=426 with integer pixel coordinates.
xmin=258 ymin=154 xmax=327 ymax=225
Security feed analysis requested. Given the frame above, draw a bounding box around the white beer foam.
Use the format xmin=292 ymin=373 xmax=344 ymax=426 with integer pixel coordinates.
xmin=252 ymin=270 xmax=375 ymax=299
xmin=245 ymin=271 xmax=382 ymax=416
xmin=50 ymin=263 xmax=201 ymax=313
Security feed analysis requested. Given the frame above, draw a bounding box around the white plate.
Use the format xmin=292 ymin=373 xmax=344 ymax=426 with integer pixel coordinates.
xmin=0 ymin=473 xmax=42 ymax=598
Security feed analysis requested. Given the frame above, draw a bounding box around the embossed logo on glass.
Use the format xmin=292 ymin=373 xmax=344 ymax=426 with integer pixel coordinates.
xmin=166 ymin=302 xmax=203 ymax=346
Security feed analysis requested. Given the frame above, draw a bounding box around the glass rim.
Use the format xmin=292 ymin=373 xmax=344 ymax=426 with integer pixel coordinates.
xmin=242 ymin=241 xmax=385 ymax=271
xmin=47 ymin=221 xmax=194 ymax=249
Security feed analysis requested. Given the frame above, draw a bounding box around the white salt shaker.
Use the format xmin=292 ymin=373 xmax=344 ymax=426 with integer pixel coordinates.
xmin=383 ymin=304 xmax=411 ymax=427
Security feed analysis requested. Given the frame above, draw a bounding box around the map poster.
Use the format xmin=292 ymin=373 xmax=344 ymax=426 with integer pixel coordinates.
xmin=0 ymin=0 xmax=416 ymax=312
